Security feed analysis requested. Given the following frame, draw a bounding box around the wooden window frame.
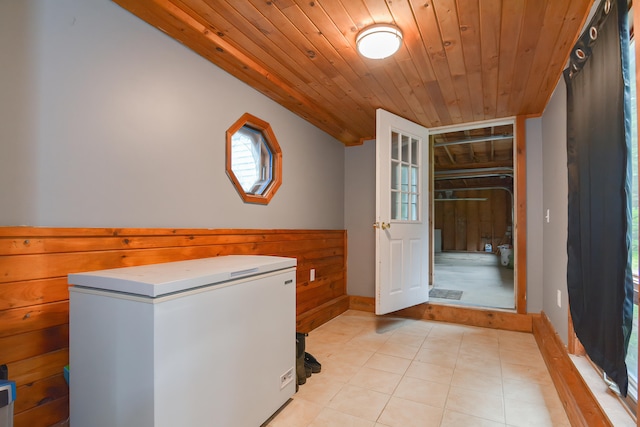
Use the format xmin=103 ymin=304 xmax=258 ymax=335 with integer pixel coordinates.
xmin=226 ymin=113 xmax=282 ymax=205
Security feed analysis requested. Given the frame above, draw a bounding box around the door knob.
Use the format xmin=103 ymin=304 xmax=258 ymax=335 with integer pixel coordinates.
xmin=373 ymin=222 xmax=391 ymax=230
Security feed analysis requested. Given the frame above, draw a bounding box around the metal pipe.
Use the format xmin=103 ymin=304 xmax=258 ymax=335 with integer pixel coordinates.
xmin=434 ymin=167 xmax=514 ymax=181
xmin=434 ymin=187 xmax=512 ymax=197
xmin=433 ymin=134 xmax=513 ymax=147
xmin=434 ymin=187 xmax=514 ymax=225
xmin=434 ymin=198 xmax=488 ymax=201
xmin=434 ymin=173 xmax=513 ymax=181
xmin=434 ymin=167 xmax=513 ymax=176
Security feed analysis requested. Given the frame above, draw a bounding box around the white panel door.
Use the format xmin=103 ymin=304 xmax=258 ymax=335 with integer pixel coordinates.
xmin=375 ymin=109 xmax=430 ymax=315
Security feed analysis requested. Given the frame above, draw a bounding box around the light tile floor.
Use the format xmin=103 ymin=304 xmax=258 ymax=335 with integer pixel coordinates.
xmin=267 ymin=310 xmax=570 ymax=427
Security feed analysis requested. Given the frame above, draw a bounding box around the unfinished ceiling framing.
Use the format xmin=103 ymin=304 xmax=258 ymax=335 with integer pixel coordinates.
xmin=433 ymin=123 xmax=514 ymax=194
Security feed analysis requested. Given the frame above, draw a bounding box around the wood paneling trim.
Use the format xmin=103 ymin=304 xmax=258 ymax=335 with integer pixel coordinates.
xmin=0 ymin=242 xmax=344 ymax=284
xmin=0 ymin=227 xmax=347 ymax=426
xmin=15 ymin=374 xmax=68 ymax=414
xmin=0 ymin=226 xmax=341 ymax=238
xmin=14 ymin=395 xmax=69 ymax=427
xmin=0 ymin=302 xmax=69 ymax=339
xmin=532 ymin=312 xmax=612 ymax=426
xmin=0 ymin=278 xmax=69 ymax=311
xmin=296 ymin=295 xmax=349 ymax=333
xmin=348 ymin=296 xmax=532 ymax=332
xmin=0 ymin=234 xmax=346 ymax=256
xmin=567 ymin=307 xmax=586 ymax=356
xmin=0 ymin=325 xmax=68 ymax=364
xmin=10 ymin=349 xmax=69 ymax=388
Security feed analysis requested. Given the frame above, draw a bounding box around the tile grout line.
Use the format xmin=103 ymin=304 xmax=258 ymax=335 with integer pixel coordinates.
xmin=439 ymin=330 xmax=462 ymax=427
xmin=498 ymin=333 xmax=507 ymax=427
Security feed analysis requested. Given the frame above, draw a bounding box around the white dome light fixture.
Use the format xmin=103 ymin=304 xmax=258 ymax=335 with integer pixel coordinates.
xmin=356 ymin=24 xmax=403 ymax=59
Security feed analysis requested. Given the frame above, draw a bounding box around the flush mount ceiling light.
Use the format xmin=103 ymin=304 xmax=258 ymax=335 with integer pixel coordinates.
xmin=356 ymin=24 xmax=403 ymax=59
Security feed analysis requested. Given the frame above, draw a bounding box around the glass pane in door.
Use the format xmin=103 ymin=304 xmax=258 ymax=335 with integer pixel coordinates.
xmin=389 ymin=129 xmax=421 ymax=223
xmin=392 ymin=132 xmax=400 ymax=160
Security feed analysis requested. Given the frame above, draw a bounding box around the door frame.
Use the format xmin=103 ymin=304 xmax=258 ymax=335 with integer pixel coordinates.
xmin=428 ymin=116 xmax=526 ymax=314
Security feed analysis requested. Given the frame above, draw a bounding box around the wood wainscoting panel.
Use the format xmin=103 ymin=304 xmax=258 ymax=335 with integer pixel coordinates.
xmin=349 ymin=296 xmax=532 ymax=332
xmin=0 ymin=227 xmax=348 ymax=427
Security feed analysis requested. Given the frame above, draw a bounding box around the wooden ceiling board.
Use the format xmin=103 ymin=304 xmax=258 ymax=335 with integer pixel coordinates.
xmin=478 ymin=0 xmax=503 ymax=120
xmin=495 ymin=0 xmax=526 ymax=119
xmin=361 ymin=1 xmax=397 ymax=28
xmin=178 ymin=1 xmax=311 ymax=87
xmin=432 ymin=0 xmax=474 ymax=123
xmin=395 ymin=58 xmax=440 ymax=125
xmin=277 ymin=6 xmax=370 ymax=98
xmin=398 ymin=43 xmax=451 ymax=127
xmin=456 ymin=0 xmax=484 ymax=122
xmin=187 ymin=0 xmax=368 ymax=141
xmin=414 ymin=1 xmax=464 ymax=123
xmin=298 ymin=1 xmax=415 ymax=130
xmin=219 ymin=0 xmax=368 ymax=119
xmin=288 ymin=3 xmax=386 ymax=127
xmin=153 ymin=1 xmax=348 ymax=131
xmin=505 ymin=0 xmax=548 ymax=117
xmin=112 ymin=0 xmax=594 ymax=145
xmin=522 ymin=0 xmax=593 ymax=113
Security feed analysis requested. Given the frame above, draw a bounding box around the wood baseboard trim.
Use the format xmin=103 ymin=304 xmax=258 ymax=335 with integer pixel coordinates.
xmin=297 ymin=295 xmax=349 ymax=333
xmin=532 ymin=312 xmax=612 ymax=426
xmin=348 ymin=296 xmax=532 ymax=332
xmin=348 ymin=295 xmax=377 ymax=313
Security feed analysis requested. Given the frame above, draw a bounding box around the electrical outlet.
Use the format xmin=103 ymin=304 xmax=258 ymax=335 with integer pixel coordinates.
xmin=310 ymin=269 xmax=315 ymax=282
xmin=280 ymin=367 xmax=294 ymax=389
xmin=546 ymin=209 xmax=551 ymax=224
xmin=557 ymin=290 xmax=562 ymax=308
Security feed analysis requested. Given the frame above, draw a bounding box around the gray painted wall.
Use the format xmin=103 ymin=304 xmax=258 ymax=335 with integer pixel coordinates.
xmin=0 ymin=0 xmax=344 ymax=229
xmin=0 ymin=1 xmax=39 ymax=225
xmin=526 ymin=118 xmax=544 ymax=313
xmin=541 ymin=78 xmax=570 ymax=343
xmin=345 ymin=140 xmax=376 ymax=297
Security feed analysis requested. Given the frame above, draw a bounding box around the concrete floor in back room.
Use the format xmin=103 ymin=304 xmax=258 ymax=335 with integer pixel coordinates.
xmin=430 ymin=252 xmax=515 ymax=310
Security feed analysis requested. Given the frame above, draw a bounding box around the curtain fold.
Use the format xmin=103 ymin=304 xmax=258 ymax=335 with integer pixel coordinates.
xmin=564 ymin=0 xmax=634 ymax=396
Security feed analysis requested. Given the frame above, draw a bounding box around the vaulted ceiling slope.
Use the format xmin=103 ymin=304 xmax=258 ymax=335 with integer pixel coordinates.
xmin=114 ymin=0 xmax=593 ymax=145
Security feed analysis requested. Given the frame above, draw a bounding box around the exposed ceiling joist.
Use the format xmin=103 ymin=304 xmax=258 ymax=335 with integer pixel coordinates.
xmin=433 ymin=134 xmax=513 ymax=147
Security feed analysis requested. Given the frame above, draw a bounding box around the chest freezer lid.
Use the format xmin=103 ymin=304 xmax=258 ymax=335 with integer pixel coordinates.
xmin=68 ymin=255 xmax=296 ymax=297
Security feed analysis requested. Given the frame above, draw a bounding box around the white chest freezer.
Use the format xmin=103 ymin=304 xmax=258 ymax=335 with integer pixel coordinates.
xmin=68 ymin=255 xmax=297 ymax=427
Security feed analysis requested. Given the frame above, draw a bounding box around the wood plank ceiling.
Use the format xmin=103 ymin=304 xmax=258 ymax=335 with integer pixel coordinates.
xmin=113 ymin=0 xmax=593 ymax=147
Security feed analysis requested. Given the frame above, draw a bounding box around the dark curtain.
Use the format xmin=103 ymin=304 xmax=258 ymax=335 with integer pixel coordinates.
xmin=564 ymin=0 xmax=634 ymax=396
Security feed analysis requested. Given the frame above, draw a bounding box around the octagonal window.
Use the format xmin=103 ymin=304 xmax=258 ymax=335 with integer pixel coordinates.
xmin=226 ymin=113 xmax=282 ymax=204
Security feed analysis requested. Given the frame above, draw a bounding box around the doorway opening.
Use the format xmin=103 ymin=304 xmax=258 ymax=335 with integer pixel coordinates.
xmin=429 ymin=120 xmax=515 ymax=310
